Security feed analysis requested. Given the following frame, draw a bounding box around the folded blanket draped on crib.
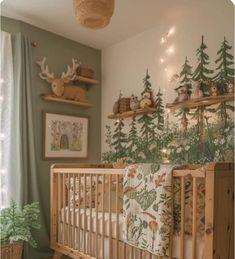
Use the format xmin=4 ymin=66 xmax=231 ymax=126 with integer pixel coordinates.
xmin=123 ymin=164 xmax=174 ymax=256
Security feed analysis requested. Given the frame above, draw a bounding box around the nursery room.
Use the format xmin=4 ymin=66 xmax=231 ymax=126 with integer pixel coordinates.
xmin=0 ymin=0 xmax=234 ymax=259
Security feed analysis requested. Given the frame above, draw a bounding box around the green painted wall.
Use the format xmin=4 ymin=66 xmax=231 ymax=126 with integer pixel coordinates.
xmin=1 ymin=16 xmax=101 ymax=257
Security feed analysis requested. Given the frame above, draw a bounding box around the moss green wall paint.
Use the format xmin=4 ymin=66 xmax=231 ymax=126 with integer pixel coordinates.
xmin=1 ymin=16 xmax=101 ymax=257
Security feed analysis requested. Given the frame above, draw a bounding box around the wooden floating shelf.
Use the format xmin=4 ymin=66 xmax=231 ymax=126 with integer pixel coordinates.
xmin=166 ymin=93 xmax=234 ymax=110
xmin=108 ymin=107 xmax=156 ymax=119
xmin=41 ymin=95 xmax=93 ymax=107
xmin=75 ymin=76 xmax=99 ymax=85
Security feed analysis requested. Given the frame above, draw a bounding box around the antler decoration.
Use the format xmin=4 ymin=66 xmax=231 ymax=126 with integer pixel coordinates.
xmin=61 ymin=59 xmax=81 ymax=83
xmin=37 ymin=57 xmax=55 ymax=83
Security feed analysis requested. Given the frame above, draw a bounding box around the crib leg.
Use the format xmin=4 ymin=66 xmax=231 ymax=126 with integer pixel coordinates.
xmin=52 ymin=251 xmax=63 ymax=259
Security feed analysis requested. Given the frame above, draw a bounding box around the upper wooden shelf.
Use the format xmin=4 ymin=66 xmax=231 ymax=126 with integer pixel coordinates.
xmin=41 ymin=94 xmax=93 ymax=107
xmin=166 ymin=93 xmax=234 ymax=110
xmin=108 ymin=107 xmax=156 ymax=119
xmin=75 ymin=76 xmax=99 ymax=85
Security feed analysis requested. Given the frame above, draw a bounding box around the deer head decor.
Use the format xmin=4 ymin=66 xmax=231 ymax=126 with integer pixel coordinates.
xmin=37 ymin=57 xmax=89 ymax=103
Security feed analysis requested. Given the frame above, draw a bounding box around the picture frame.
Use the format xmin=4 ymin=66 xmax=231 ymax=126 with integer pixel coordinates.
xmin=43 ymin=112 xmax=88 ymax=159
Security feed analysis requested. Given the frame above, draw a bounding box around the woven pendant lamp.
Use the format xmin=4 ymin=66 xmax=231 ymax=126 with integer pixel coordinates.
xmin=73 ymin=0 xmax=114 ymax=29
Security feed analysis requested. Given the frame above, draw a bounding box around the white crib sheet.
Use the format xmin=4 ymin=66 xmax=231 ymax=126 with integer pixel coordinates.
xmin=59 ymin=207 xmax=204 ymax=259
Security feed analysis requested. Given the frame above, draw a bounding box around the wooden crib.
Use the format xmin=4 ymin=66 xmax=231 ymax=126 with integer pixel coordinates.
xmin=50 ymin=162 xmax=234 ymax=259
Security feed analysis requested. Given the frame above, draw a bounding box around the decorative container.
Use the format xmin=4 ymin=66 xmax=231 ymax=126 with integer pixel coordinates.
xmin=73 ymin=0 xmax=114 ymax=29
xmin=119 ymin=98 xmax=131 ymax=113
xmin=0 ymin=241 xmax=23 ymax=259
xmin=78 ymin=65 xmax=94 ymax=79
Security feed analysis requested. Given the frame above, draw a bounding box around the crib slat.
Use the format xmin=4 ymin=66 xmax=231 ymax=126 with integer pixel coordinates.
xmin=131 ymin=246 xmax=134 ymax=259
xmin=78 ymin=174 xmax=81 ymax=251
xmin=62 ymin=174 xmax=66 ymax=245
xmin=115 ymin=175 xmax=119 ymax=259
xmin=123 ymin=239 xmax=127 ymax=259
xmin=84 ymin=175 xmax=87 ymax=253
xmin=72 ymin=174 xmax=77 ymax=249
xmin=95 ymin=174 xmax=99 ymax=258
xmin=140 ymin=249 xmax=143 ymax=259
xmin=109 ymin=174 xmax=112 ymax=258
xmin=57 ymin=174 xmax=61 ymax=244
xmin=102 ymin=175 xmax=105 ymax=259
xmin=68 ymin=175 xmax=71 ymax=247
xmin=89 ymin=174 xmax=92 ymax=255
xmin=192 ymin=177 xmax=197 ymax=259
xmin=180 ymin=177 xmax=185 ymax=259
xmin=168 ymin=233 xmax=173 ymax=259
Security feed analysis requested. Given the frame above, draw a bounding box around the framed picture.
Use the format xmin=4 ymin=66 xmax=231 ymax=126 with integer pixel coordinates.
xmin=43 ymin=112 xmax=88 ymax=159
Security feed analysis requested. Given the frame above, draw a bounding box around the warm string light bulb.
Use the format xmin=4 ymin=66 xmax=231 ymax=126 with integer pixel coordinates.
xmin=160 ymin=26 xmax=176 ymax=81
xmin=167 ymin=27 xmax=175 ymax=37
xmin=166 ymin=45 xmax=174 ymax=55
xmin=161 ymin=37 xmax=166 ymax=44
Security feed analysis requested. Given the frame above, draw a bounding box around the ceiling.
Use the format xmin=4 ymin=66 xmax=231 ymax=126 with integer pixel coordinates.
xmin=1 ymin=0 xmax=232 ymax=50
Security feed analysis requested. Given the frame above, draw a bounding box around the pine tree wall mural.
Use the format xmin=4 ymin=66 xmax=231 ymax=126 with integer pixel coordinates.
xmin=138 ymin=71 xmax=155 ymax=150
xmin=127 ymin=116 xmax=138 ymax=152
xmin=103 ymin=36 xmax=234 ymax=165
xmin=111 ymin=119 xmax=127 ymax=159
xmin=213 ymin=37 xmax=235 ymax=130
xmin=153 ymin=89 xmax=165 ymax=132
xmin=175 ymin=56 xmax=193 ymax=136
xmin=191 ymin=36 xmax=214 ymax=142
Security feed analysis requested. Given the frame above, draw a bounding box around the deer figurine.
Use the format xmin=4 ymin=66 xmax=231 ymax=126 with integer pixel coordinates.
xmin=37 ymin=57 xmax=89 ymax=103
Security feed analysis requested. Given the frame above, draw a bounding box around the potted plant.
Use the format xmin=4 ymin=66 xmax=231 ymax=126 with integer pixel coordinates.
xmin=0 ymin=200 xmax=40 ymax=259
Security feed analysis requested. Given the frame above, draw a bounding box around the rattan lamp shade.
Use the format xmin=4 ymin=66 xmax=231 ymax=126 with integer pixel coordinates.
xmin=73 ymin=0 xmax=114 ymax=29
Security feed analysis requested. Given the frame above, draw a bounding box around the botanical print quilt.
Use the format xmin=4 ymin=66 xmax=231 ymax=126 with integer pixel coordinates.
xmin=123 ymin=163 xmax=174 ymax=256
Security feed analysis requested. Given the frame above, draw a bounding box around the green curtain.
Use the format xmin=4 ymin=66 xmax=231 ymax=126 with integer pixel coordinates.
xmin=11 ymin=33 xmax=52 ymax=259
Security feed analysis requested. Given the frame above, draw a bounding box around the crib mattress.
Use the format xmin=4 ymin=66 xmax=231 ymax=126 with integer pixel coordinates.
xmin=60 ymin=207 xmax=204 ymax=259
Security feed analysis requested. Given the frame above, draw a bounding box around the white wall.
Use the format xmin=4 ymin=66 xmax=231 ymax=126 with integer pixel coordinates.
xmin=101 ymin=0 xmax=234 ymax=152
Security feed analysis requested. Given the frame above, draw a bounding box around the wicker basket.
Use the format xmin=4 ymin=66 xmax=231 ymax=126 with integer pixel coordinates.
xmin=119 ymin=98 xmax=131 ymax=113
xmin=78 ymin=65 xmax=94 ymax=79
xmin=73 ymin=0 xmax=114 ymax=29
xmin=0 ymin=241 xmax=23 ymax=259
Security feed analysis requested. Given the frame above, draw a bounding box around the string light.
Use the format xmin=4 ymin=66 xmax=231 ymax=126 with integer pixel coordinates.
xmin=161 ymin=37 xmax=166 ymax=44
xmin=160 ymin=26 xmax=176 ymax=83
xmin=161 ymin=148 xmax=168 ymax=154
xmin=0 ymin=78 xmax=4 ymax=84
xmin=0 ymin=96 xmax=3 ymax=101
xmin=166 ymin=45 xmax=174 ymax=55
xmin=167 ymin=27 xmax=175 ymax=37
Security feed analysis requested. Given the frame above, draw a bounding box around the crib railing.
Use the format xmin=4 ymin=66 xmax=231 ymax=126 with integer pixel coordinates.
xmin=51 ymin=163 xmax=234 ymax=259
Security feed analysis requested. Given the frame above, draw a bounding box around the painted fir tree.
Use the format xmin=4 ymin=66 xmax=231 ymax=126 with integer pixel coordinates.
xmin=153 ymin=89 xmax=165 ymax=131
xmin=193 ymin=35 xmax=214 ymax=94
xmin=126 ymin=116 xmax=138 ymax=157
xmin=213 ymin=37 xmax=234 ymax=90
xmin=175 ymin=57 xmax=193 ymax=136
xmin=138 ymin=71 xmax=154 ymax=147
xmin=141 ymin=69 xmax=152 ymax=95
xmin=111 ymin=119 xmax=127 ymax=159
xmin=191 ymin=36 xmax=213 ymax=142
xmin=213 ymin=37 xmax=234 ymax=129
xmin=175 ymin=56 xmax=193 ymax=92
